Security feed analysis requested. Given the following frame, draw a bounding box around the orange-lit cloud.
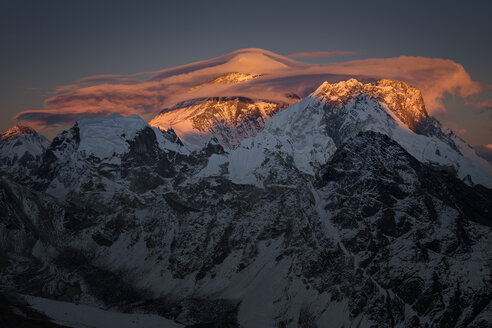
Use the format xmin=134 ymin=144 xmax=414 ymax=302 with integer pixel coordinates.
xmin=13 ymin=49 xmax=487 ymax=131
xmin=475 ymin=99 xmax=492 ymax=110
xmin=288 ymin=51 xmax=357 ymax=58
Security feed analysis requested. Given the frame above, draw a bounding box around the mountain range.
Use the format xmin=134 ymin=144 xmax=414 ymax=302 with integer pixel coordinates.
xmin=1 ymin=62 xmax=491 ymax=327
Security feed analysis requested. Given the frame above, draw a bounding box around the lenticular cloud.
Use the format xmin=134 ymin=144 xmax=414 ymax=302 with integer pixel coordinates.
xmin=15 ymin=48 xmax=484 ymax=131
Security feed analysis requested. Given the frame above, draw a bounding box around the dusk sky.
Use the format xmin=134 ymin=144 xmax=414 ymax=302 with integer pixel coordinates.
xmin=1 ymin=0 xmax=491 ymax=146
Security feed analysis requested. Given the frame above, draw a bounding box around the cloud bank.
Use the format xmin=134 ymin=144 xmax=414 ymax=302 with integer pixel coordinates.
xmin=475 ymin=99 xmax=492 ymax=111
xmin=288 ymin=51 xmax=357 ymax=58
xmin=14 ymin=48 xmax=486 ymax=132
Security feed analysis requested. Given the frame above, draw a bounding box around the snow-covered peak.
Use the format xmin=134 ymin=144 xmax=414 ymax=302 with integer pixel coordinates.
xmin=1 ymin=125 xmax=39 ymax=140
xmin=313 ymin=78 xmax=364 ymax=99
xmin=77 ymin=114 xmax=150 ymax=158
xmin=229 ymin=79 xmax=492 ymax=188
xmin=47 ymin=113 xmax=188 ymax=163
xmin=39 ymin=113 xmax=190 ymax=200
xmin=188 ymin=72 xmax=264 ymax=93
xmin=0 ymin=125 xmax=49 ymax=169
xmin=313 ymin=78 xmax=429 ymax=131
xmin=150 ymin=97 xmax=287 ymax=149
xmin=211 ymin=72 xmax=263 ymax=84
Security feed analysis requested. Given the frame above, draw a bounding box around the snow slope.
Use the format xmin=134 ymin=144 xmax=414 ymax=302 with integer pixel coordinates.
xmin=25 ymin=295 xmax=182 ymax=328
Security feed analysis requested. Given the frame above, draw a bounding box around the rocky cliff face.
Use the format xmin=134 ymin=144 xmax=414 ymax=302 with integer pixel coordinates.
xmin=314 ymin=79 xmax=428 ymax=131
xmin=1 ymin=80 xmax=491 ymax=328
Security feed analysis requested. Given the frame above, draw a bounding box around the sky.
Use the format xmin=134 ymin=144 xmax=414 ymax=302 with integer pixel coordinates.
xmin=1 ymin=0 xmax=491 ymax=147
